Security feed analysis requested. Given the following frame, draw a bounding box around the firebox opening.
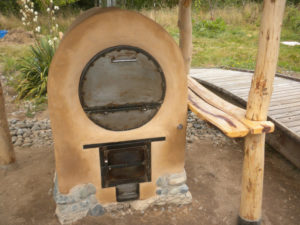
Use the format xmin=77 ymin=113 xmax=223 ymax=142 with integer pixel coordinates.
xmin=99 ymin=141 xmax=151 ymax=188
xmin=84 ymin=137 xmax=165 ymax=202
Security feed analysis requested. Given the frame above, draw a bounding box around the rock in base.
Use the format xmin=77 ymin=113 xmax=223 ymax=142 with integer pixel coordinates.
xmin=88 ymin=204 xmax=105 ymax=216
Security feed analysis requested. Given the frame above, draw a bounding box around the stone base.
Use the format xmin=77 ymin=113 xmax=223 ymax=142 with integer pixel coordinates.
xmin=53 ymin=174 xmax=105 ymax=224
xmin=104 ymin=170 xmax=192 ymax=212
xmin=53 ymin=170 xmax=192 ymax=224
xmin=129 ymin=191 xmax=192 ymax=211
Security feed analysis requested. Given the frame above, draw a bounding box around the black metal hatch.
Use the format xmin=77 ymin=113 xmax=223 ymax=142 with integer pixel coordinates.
xmin=79 ymin=45 xmax=166 ymax=131
xmin=83 ymin=137 xmax=165 ymax=189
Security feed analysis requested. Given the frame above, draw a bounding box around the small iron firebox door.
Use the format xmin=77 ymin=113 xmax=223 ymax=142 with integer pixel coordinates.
xmin=99 ymin=141 xmax=151 ymax=188
xmin=83 ymin=137 xmax=165 ymax=201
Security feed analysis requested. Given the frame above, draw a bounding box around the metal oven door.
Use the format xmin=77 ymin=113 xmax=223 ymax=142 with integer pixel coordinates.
xmin=99 ymin=141 xmax=151 ymax=188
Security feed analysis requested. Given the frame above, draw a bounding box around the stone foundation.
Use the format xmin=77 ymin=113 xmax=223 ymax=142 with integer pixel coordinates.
xmin=128 ymin=170 xmax=192 ymax=211
xmin=53 ymin=175 xmax=105 ymax=224
xmin=53 ymin=170 xmax=192 ymax=224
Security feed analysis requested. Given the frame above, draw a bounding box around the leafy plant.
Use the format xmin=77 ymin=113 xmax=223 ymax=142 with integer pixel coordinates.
xmin=15 ymin=37 xmax=56 ymax=100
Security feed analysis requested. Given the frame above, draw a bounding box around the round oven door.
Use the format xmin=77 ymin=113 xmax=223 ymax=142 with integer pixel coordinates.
xmin=79 ymin=46 xmax=166 ymax=131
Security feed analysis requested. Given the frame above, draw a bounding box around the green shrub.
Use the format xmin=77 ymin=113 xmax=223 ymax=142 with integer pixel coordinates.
xmin=193 ymin=17 xmax=226 ymax=38
xmin=0 ymin=0 xmax=20 ymax=15
xmin=284 ymin=7 xmax=300 ymax=34
xmin=15 ymin=37 xmax=56 ymax=101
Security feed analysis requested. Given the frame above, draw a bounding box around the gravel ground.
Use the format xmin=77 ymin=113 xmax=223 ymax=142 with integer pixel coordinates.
xmin=6 ymin=111 xmax=239 ymax=149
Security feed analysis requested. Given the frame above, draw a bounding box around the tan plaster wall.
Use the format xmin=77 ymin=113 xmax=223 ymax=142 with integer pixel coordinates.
xmin=48 ymin=8 xmax=187 ymax=204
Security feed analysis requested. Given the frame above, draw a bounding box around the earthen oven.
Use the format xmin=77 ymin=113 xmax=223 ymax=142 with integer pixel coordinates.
xmin=48 ymin=8 xmax=191 ymax=224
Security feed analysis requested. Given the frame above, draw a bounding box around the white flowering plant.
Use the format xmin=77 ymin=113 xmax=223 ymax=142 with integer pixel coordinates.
xmin=16 ymin=0 xmax=63 ymax=101
xmin=19 ymin=0 xmax=39 ymax=37
xmin=18 ymin=0 xmax=60 ymax=46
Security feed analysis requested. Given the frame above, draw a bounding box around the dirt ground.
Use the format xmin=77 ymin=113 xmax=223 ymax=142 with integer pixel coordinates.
xmin=0 ymin=134 xmax=299 ymax=225
xmin=0 ymin=29 xmax=34 ymax=45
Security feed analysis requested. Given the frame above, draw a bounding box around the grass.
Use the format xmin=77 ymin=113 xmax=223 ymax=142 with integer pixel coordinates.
xmin=141 ymin=4 xmax=300 ymax=73
xmin=0 ymin=10 xmax=79 ymax=34
xmin=0 ymin=14 xmax=23 ymax=30
xmin=141 ymin=7 xmax=180 ymax=42
xmin=191 ymin=24 xmax=258 ymax=69
xmin=0 ymin=44 xmax=30 ymax=77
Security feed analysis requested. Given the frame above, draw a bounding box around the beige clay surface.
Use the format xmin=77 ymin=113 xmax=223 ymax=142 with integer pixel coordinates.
xmin=48 ymin=8 xmax=187 ymax=203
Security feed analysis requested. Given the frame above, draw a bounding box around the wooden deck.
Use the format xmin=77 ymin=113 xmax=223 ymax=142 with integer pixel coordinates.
xmin=190 ymin=68 xmax=300 ymax=167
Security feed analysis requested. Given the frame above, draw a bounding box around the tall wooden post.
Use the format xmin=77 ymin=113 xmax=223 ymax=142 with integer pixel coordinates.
xmin=239 ymin=0 xmax=286 ymax=224
xmin=0 ymin=80 xmax=15 ymax=165
xmin=178 ymin=0 xmax=192 ymax=74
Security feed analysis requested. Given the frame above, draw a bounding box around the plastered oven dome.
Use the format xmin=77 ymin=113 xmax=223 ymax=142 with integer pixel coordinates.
xmin=48 ymin=7 xmax=188 ymax=208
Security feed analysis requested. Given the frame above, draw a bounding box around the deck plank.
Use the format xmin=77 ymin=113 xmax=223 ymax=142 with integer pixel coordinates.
xmin=269 ymin=106 xmax=300 ymax=113
xmin=270 ymin=95 xmax=300 ymax=102
xmin=269 ymin=111 xmax=300 ymax=118
xmin=285 ymin=121 xmax=300 ymax=127
xmin=231 ymin=88 xmax=300 ymax=96
xmin=277 ymin=115 xmax=300 ymax=123
xmin=269 ymin=102 xmax=300 ymax=110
